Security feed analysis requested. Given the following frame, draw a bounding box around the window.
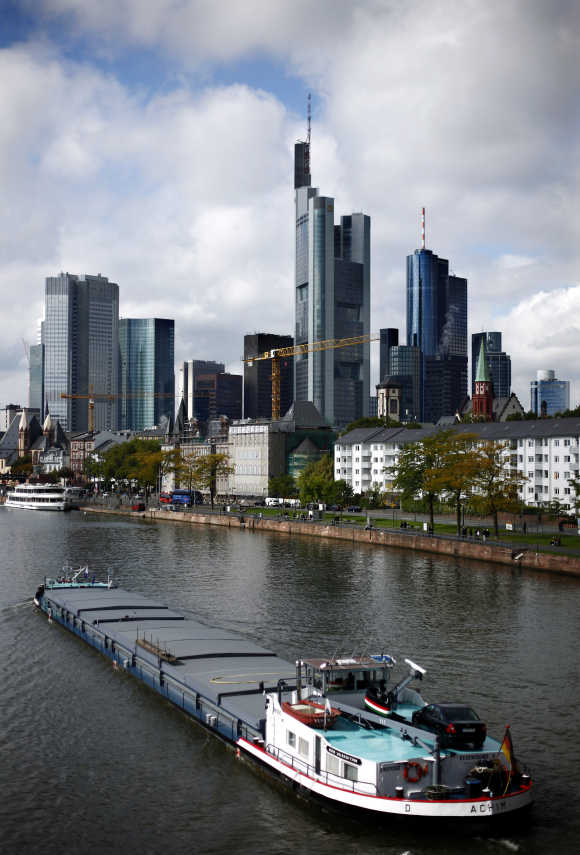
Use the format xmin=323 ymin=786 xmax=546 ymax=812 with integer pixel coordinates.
xmin=554 ymin=472 xmax=559 ymax=479
xmin=564 ymin=439 xmax=571 ymax=446
xmin=565 ymin=456 xmax=571 ymax=462
xmin=528 ymin=441 xmax=534 ymax=447
xmin=528 ymin=456 xmax=534 ymax=463
xmin=287 ymin=730 xmax=296 ymax=748
xmin=528 ymin=487 xmax=534 ymax=493
xmin=554 ymin=440 xmax=560 ymax=446
xmin=554 ymin=488 xmax=560 ymax=495
xmin=343 ymin=763 xmax=358 ymax=782
xmin=565 ymin=488 xmax=571 ymax=495
xmin=554 ymin=456 xmax=559 ymax=463
xmin=564 ymin=471 xmax=570 ymax=479
xmin=327 ymin=753 xmax=340 ymax=775
xmin=298 ymin=737 xmax=309 ymax=758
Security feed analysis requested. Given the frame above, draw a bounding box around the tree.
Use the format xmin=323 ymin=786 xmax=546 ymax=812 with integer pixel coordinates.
xmin=470 ymin=441 xmax=527 ymax=537
xmin=297 ymin=454 xmax=336 ymax=505
xmin=342 ymin=416 xmax=400 ymax=435
xmin=11 ymin=454 xmax=33 ymax=476
xmin=268 ymin=474 xmax=298 ymax=498
xmin=430 ymin=432 xmax=480 ymax=535
xmin=189 ymin=453 xmax=233 ymax=509
xmin=389 ymin=431 xmax=452 ymax=530
xmin=332 ymin=479 xmax=354 ymax=507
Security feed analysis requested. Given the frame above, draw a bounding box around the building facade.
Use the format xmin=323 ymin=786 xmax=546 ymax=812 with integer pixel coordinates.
xmin=178 ymin=360 xmax=225 ymax=420
xmin=379 ymin=328 xmax=399 ymax=384
xmin=29 ymin=344 xmax=44 ymax=416
xmin=334 ymin=420 xmax=580 ymax=511
xmin=530 ymin=370 xmax=570 ymax=416
xmin=471 ymin=332 xmax=511 ymax=398
xmin=406 ymin=236 xmax=468 ymax=423
xmin=119 ymin=318 xmax=175 ymax=431
xmin=243 ymin=333 xmax=294 ymax=420
xmin=42 ymin=273 xmax=119 ymax=432
xmin=294 ymin=140 xmax=370 ymax=429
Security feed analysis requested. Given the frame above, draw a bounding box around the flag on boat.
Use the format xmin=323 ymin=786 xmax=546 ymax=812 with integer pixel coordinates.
xmin=500 ymin=725 xmax=520 ymax=778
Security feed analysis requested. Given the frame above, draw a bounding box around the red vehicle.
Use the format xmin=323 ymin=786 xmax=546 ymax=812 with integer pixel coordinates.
xmin=159 ymin=492 xmax=173 ymax=504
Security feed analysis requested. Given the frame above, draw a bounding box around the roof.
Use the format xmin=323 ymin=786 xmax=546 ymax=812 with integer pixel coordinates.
xmin=280 ymin=401 xmax=328 ymax=428
xmin=475 ymin=337 xmax=491 ymax=383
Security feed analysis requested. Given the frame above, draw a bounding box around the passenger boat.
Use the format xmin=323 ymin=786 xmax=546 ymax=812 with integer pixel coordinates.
xmin=33 ymin=578 xmax=533 ymax=823
xmin=5 ymin=483 xmax=71 ymax=511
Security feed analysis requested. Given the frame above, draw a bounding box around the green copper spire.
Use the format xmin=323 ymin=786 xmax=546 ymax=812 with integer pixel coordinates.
xmin=475 ymin=336 xmax=492 ymax=383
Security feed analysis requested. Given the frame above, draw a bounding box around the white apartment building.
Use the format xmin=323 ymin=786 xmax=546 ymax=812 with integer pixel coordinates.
xmin=334 ymin=420 xmax=580 ymax=511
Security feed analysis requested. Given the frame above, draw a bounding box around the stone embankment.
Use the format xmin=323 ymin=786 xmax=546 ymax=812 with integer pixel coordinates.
xmin=82 ymin=505 xmax=580 ymax=578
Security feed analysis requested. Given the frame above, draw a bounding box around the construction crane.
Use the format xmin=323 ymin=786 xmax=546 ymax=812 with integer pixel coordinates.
xmin=60 ymin=386 xmax=175 ymax=433
xmin=243 ymin=332 xmax=379 ymax=420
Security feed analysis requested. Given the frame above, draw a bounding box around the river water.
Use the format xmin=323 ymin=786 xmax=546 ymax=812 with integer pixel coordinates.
xmin=0 ymin=508 xmax=579 ymax=855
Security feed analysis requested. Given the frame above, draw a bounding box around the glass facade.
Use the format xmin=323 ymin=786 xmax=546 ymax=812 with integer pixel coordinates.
xmin=379 ymin=328 xmax=398 ymax=384
xmin=243 ymin=334 xmax=293 ymax=419
xmin=406 ymin=248 xmax=468 ymax=422
xmin=43 ymin=273 xmax=119 ymax=431
xmin=388 ymin=345 xmax=423 ymax=421
xmin=29 ymin=344 xmax=44 ymax=415
xmin=119 ymin=318 xmax=175 ymax=430
xmin=530 ymin=373 xmax=570 ymax=416
xmin=294 ymin=144 xmax=370 ymax=429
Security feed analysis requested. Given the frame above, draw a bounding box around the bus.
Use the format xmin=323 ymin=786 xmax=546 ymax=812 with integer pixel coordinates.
xmin=161 ymin=489 xmax=204 ymax=507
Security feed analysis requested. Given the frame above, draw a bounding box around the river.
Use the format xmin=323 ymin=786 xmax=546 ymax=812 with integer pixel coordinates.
xmin=0 ymin=508 xmax=578 ymax=854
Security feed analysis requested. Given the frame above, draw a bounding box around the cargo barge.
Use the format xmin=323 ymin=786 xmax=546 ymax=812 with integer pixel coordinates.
xmin=34 ymin=572 xmax=533 ymax=822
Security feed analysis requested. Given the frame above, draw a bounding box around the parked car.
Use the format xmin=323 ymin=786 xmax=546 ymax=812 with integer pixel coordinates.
xmin=131 ymin=501 xmax=146 ymax=512
xmin=346 ymin=505 xmax=361 ymax=513
xmin=411 ymin=703 xmax=486 ymax=749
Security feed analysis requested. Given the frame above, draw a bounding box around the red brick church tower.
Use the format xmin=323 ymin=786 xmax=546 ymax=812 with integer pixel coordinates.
xmin=472 ymin=337 xmax=494 ymax=420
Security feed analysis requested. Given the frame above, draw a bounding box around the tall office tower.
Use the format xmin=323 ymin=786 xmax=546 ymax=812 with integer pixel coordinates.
xmin=379 ymin=328 xmax=398 ymax=383
xmin=178 ymin=360 xmax=224 ymax=419
xmin=471 ymin=332 xmax=511 ymax=398
xmin=119 ymin=319 xmax=175 ymax=430
xmin=43 ymin=273 xmax=119 ymax=431
xmin=28 ymin=344 xmax=44 ymax=415
xmin=406 ymin=210 xmax=468 ymax=423
xmin=387 ymin=345 xmax=423 ymax=421
xmin=530 ymin=370 xmax=570 ymax=416
xmin=194 ymin=372 xmax=242 ymax=421
xmin=294 ymin=128 xmax=371 ymax=429
xmin=244 ymin=333 xmax=294 ymax=419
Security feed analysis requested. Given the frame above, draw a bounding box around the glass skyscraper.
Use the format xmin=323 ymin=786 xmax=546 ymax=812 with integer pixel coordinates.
xmin=28 ymin=343 xmax=44 ymax=416
xmin=119 ymin=318 xmax=175 ymax=430
xmin=43 ymin=273 xmax=119 ymax=431
xmin=406 ymin=243 xmax=468 ymax=423
xmin=471 ymin=331 xmax=511 ymax=399
xmin=530 ymin=370 xmax=570 ymax=416
xmin=294 ymin=141 xmax=370 ymax=429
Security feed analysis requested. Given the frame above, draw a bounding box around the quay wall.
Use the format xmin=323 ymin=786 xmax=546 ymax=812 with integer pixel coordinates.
xmin=82 ymin=506 xmax=580 ymax=579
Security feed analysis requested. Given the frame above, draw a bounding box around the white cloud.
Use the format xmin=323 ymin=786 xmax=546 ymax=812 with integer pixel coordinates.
xmin=1 ymin=1 xmax=579 ymax=411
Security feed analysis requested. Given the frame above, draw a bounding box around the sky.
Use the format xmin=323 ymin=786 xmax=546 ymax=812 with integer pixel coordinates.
xmin=0 ymin=0 xmax=579 ymax=411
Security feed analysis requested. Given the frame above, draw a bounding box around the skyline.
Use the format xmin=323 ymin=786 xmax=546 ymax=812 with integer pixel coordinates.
xmin=1 ymin=0 xmax=578 ymax=411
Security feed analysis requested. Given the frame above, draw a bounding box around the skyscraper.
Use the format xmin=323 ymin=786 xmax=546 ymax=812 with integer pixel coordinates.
xmin=119 ymin=318 xmax=175 ymax=430
xmin=406 ymin=211 xmax=468 ymax=423
xmin=471 ymin=332 xmax=511 ymax=399
xmin=530 ymin=370 xmax=570 ymax=416
xmin=379 ymin=328 xmax=399 ymax=383
xmin=28 ymin=343 xmax=44 ymax=416
xmin=43 ymin=273 xmax=119 ymax=431
xmin=244 ymin=333 xmax=294 ymax=419
xmin=294 ymin=134 xmax=370 ymax=428
xmin=178 ymin=360 xmax=225 ymax=420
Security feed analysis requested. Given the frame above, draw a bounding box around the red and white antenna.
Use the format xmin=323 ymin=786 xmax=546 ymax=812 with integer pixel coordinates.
xmin=421 ymin=207 xmax=426 ymax=249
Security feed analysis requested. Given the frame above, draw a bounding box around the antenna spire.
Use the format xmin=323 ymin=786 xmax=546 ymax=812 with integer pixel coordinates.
xmin=421 ymin=207 xmax=426 ymax=249
xmin=307 ymin=93 xmax=311 ymax=145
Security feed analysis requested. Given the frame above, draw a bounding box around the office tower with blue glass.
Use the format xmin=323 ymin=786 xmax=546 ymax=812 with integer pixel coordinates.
xmin=43 ymin=273 xmax=119 ymax=431
xmin=471 ymin=332 xmax=511 ymax=399
xmin=379 ymin=328 xmax=399 ymax=383
xmin=530 ymin=370 xmax=570 ymax=416
xmin=119 ymin=318 xmax=175 ymax=430
xmin=294 ymin=133 xmax=370 ymax=429
xmin=406 ymin=212 xmax=468 ymax=422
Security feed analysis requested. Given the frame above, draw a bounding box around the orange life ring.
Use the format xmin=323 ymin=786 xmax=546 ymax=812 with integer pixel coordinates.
xmin=404 ymin=761 xmax=426 ymax=783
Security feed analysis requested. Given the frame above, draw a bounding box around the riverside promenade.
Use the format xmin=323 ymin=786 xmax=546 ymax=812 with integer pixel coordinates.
xmin=83 ymin=505 xmax=580 ymax=579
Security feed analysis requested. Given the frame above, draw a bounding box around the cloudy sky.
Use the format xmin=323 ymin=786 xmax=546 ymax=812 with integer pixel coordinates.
xmin=1 ymin=0 xmax=578 ymax=410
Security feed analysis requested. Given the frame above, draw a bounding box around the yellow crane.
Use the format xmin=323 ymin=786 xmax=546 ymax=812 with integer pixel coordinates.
xmin=60 ymin=386 xmax=175 ymax=433
xmin=243 ymin=332 xmax=379 ymax=420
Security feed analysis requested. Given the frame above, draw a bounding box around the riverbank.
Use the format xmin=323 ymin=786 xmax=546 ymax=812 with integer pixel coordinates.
xmin=82 ymin=505 xmax=580 ymax=578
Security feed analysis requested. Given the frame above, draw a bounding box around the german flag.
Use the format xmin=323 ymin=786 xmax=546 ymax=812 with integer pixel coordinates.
xmin=500 ymin=725 xmax=520 ymax=792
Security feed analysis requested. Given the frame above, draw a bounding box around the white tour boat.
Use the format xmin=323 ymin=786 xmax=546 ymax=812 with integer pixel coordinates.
xmin=5 ymin=483 xmax=71 ymax=511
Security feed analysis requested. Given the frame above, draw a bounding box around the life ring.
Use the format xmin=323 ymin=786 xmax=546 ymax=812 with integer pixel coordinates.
xmin=404 ymin=761 xmax=426 ymax=783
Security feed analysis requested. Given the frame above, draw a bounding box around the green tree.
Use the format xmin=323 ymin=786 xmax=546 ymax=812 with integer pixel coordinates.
xmin=268 ymin=474 xmax=298 ymax=498
xmin=297 ymin=454 xmax=336 ymax=505
xmin=430 ymin=432 xmax=480 ymax=535
xmin=11 ymin=454 xmax=33 ymax=476
xmin=332 ymin=479 xmax=354 ymax=507
xmin=342 ymin=416 xmax=400 ymax=435
xmin=389 ymin=431 xmax=451 ymax=530
xmin=470 ymin=441 xmax=528 ymax=537
xmin=189 ymin=453 xmax=233 ymax=509
xmin=98 ymin=438 xmax=162 ymax=493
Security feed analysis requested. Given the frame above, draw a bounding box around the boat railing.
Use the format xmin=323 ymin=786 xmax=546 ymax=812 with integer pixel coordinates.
xmin=266 ymin=744 xmax=377 ymax=796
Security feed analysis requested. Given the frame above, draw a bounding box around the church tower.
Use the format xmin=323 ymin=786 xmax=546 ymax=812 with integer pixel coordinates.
xmin=472 ymin=337 xmax=493 ymax=420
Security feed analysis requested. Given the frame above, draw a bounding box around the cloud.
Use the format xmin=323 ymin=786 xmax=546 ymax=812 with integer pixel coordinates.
xmin=1 ymin=1 xmax=579 ymax=411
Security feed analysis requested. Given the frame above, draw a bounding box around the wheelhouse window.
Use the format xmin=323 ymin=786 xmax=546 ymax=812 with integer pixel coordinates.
xmin=287 ymin=730 xmax=296 ymax=748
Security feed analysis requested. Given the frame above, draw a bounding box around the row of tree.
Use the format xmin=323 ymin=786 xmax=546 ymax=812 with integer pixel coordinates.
xmin=84 ymin=439 xmax=232 ymax=508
